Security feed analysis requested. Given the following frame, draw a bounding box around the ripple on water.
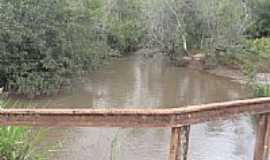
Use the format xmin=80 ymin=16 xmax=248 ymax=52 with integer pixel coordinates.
xmin=190 ymin=116 xmax=255 ymax=160
xmin=11 ymin=55 xmax=254 ymax=160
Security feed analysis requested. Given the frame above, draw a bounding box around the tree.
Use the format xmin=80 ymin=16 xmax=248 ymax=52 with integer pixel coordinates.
xmin=143 ymin=0 xmax=250 ymax=57
xmin=0 ymin=0 xmax=108 ymax=96
xmin=105 ymin=0 xmax=145 ymax=53
xmin=248 ymin=0 xmax=270 ymax=37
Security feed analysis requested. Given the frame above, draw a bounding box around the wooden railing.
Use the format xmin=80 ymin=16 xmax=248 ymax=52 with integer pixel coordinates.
xmin=0 ymin=97 xmax=270 ymax=160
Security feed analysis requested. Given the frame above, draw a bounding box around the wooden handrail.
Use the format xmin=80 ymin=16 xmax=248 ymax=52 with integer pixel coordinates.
xmin=0 ymin=97 xmax=270 ymax=160
xmin=0 ymin=97 xmax=270 ymax=127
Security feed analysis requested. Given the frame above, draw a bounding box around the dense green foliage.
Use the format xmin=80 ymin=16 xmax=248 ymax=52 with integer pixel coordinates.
xmin=217 ymin=38 xmax=270 ymax=73
xmin=248 ymin=0 xmax=270 ymax=38
xmin=106 ymin=0 xmax=145 ymax=53
xmin=0 ymin=0 xmax=270 ymax=96
xmin=0 ymin=0 xmax=146 ymax=96
xmin=245 ymin=38 xmax=270 ymax=72
xmin=0 ymin=0 xmax=108 ymax=96
xmin=254 ymin=85 xmax=270 ymax=97
xmin=143 ymin=0 xmax=249 ymax=56
xmin=246 ymin=38 xmax=270 ymax=56
xmin=239 ymin=39 xmax=270 ymax=98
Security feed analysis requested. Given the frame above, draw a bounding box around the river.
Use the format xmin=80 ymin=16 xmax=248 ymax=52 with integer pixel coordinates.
xmin=11 ymin=53 xmax=255 ymax=160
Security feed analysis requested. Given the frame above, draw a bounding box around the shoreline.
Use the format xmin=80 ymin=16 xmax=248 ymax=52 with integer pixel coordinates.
xmin=175 ymin=55 xmax=269 ymax=86
xmin=204 ymin=66 xmax=246 ymax=84
xmin=172 ymin=55 xmax=247 ymax=84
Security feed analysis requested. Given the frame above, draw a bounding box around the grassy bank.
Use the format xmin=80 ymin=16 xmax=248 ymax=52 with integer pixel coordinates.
xmin=215 ymin=38 xmax=270 ymax=73
xmin=254 ymin=85 xmax=270 ymax=97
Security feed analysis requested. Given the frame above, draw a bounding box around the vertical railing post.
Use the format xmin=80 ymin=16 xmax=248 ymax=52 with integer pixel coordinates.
xmin=169 ymin=126 xmax=190 ymax=160
xmin=169 ymin=127 xmax=181 ymax=160
xmin=264 ymin=115 xmax=270 ymax=160
xmin=254 ymin=114 xmax=270 ymax=160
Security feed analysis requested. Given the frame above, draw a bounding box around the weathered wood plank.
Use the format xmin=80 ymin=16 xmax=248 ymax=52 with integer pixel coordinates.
xmin=263 ymin=114 xmax=270 ymax=160
xmin=0 ymin=97 xmax=270 ymax=127
xmin=169 ymin=126 xmax=190 ymax=160
xmin=254 ymin=114 xmax=270 ymax=160
xmin=181 ymin=126 xmax=190 ymax=160
xmin=169 ymin=127 xmax=181 ymax=160
xmin=254 ymin=115 xmax=267 ymax=160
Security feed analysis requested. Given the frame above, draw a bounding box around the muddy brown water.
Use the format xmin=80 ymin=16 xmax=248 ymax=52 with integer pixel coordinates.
xmin=10 ymin=54 xmax=255 ymax=160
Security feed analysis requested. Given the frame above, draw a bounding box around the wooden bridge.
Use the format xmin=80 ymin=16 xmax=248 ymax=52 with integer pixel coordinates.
xmin=0 ymin=97 xmax=270 ymax=160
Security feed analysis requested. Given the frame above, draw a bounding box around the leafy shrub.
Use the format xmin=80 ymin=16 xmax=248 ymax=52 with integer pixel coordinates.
xmin=248 ymin=0 xmax=270 ymax=38
xmin=106 ymin=0 xmax=145 ymax=53
xmin=242 ymin=38 xmax=270 ymax=73
xmin=254 ymin=85 xmax=270 ymax=97
xmin=0 ymin=0 xmax=108 ymax=97
xmin=215 ymin=38 xmax=270 ymax=74
xmin=0 ymin=127 xmax=46 ymax=160
xmin=108 ymin=20 xmax=144 ymax=53
xmin=0 ymin=100 xmax=47 ymax=160
xmin=245 ymin=38 xmax=270 ymax=56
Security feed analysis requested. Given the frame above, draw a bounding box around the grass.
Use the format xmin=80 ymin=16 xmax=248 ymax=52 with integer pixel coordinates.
xmin=254 ymin=85 xmax=270 ymax=97
xmin=0 ymin=99 xmax=48 ymax=160
xmin=0 ymin=127 xmax=46 ymax=160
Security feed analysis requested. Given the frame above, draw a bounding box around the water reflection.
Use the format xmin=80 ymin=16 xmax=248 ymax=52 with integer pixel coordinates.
xmin=191 ymin=116 xmax=255 ymax=160
xmin=12 ymin=54 xmax=254 ymax=160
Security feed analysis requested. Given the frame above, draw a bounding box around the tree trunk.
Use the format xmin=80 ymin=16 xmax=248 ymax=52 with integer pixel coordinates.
xmin=182 ymin=35 xmax=190 ymax=56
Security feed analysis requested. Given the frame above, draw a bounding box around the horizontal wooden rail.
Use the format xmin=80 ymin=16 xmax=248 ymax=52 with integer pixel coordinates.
xmin=0 ymin=97 xmax=270 ymax=127
xmin=0 ymin=97 xmax=270 ymax=160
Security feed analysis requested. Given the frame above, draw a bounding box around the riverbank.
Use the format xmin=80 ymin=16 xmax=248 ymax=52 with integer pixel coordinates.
xmin=206 ymin=66 xmax=246 ymax=84
xmin=172 ymin=54 xmax=270 ymax=86
xmin=133 ymin=49 xmax=249 ymax=85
